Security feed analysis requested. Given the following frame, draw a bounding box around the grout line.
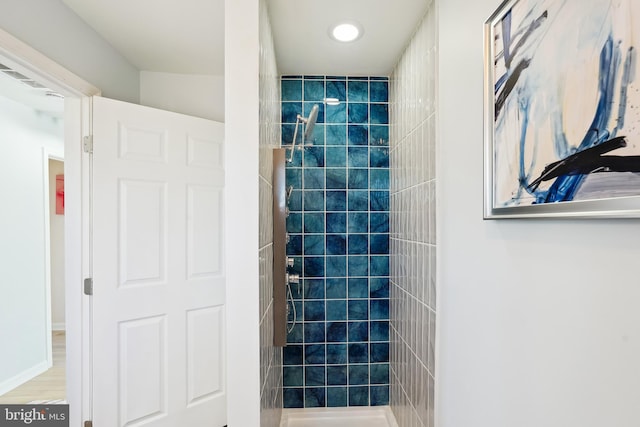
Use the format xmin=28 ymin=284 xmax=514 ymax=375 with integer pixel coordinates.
xmin=390 ymin=320 xmax=435 ymax=378
xmin=389 ymin=278 xmax=435 ymax=314
xmin=389 ymin=179 xmax=436 ymax=195
xmin=389 ymin=366 xmax=428 ymax=426
xmin=259 ymin=297 xmax=274 ymax=326
xmin=388 ymin=237 xmax=434 ymax=246
xmin=259 ymin=241 xmax=273 ymax=253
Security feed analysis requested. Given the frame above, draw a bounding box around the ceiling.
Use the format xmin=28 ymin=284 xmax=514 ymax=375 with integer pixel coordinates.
xmin=268 ymin=0 xmax=430 ymax=76
xmin=61 ymin=0 xmax=429 ymax=78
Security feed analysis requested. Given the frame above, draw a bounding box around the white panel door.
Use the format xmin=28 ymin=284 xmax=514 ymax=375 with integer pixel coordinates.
xmin=92 ymin=96 xmax=226 ymax=427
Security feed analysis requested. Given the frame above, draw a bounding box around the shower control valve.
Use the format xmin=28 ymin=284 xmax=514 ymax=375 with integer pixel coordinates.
xmin=286 ymin=258 xmax=295 ymax=268
xmin=286 ymin=273 xmax=300 ymax=285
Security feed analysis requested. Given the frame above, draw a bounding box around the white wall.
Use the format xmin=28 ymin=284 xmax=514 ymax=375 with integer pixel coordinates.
xmin=140 ymin=71 xmax=224 ymax=122
xmin=437 ymin=1 xmax=640 ymax=427
xmin=0 ymin=0 xmax=139 ymax=102
xmin=0 ymin=95 xmax=64 ymax=394
xmin=48 ymin=159 xmax=65 ymax=330
xmin=225 ymin=0 xmax=261 ymax=425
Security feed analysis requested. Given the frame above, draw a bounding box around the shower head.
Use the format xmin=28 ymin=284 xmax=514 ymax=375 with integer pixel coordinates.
xmin=303 ymin=104 xmax=319 ymax=139
xmin=287 ymin=104 xmax=320 ymax=162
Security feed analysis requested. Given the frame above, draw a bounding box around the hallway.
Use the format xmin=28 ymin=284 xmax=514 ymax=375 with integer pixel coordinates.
xmin=0 ymin=331 xmax=65 ymax=404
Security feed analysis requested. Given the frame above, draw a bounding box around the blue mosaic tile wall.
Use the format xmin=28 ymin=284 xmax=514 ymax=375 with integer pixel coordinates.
xmin=281 ymin=76 xmax=390 ymax=408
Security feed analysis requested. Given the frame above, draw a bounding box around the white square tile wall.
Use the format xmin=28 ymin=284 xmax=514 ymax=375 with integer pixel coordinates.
xmin=389 ymin=2 xmax=437 ymax=426
xmin=259 ymin=1 xmax=283 ymax=426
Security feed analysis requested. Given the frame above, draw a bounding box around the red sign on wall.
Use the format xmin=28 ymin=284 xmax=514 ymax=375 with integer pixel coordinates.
xmin=56 ymin=174 xmax=64 ymax=215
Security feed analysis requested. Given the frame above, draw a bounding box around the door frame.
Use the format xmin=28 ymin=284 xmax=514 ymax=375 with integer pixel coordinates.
xmin=42 ymin=150 xmax=65 ymax=372
xmin=0 ymin=28 xmax=100 ymax=425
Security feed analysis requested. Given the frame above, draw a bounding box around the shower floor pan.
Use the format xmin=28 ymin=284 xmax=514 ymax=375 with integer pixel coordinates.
xmin=280 ymin=407 xmax=398 ymax=427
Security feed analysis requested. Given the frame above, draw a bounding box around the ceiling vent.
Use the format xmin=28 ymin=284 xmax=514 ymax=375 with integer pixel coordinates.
xmin=0 ymin=62 xmax=61 ymax=96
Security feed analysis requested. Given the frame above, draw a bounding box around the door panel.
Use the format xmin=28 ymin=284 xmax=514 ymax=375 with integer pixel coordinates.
xmin=186 ymin=305 xmax=224 ymax=405
xmin=187 ymin=186 xmax=223 ymax=278
xmin=119 ymin=315 xmax=167 ymax=426
xmin=119 ymin=179 xmax=167 ymax=286
xmin=92 ymin=96 xmax=226 ymax=427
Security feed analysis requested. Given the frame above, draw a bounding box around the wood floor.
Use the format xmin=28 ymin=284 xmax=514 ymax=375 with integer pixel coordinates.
xmin=0 ymin=331 xmax=66 ymax=404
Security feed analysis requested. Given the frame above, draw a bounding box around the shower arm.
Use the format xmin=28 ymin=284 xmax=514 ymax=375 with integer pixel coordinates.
xmin=286 ymin=104 xmax=319 ymax=163
xmin=287 ymin=114 xmax=307 ymax=163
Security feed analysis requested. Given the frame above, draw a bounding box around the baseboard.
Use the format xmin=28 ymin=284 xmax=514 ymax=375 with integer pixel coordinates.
xmin=52 ymin=323 xmax=66 ymax=331
xmin=0 ymin=360 xmax=50 ymax=396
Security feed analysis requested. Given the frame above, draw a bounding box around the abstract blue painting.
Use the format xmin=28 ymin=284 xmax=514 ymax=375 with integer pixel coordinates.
xmin=485 ymin=0 xmax=640 ymax=218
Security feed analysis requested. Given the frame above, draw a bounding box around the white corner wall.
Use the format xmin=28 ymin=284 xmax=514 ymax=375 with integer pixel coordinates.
xmin=438 ymin=1 xmax=640 ymax=427
xmin=0 ymin=0 xmax=139 ymax=102
xmin=225 ymin=0 xmax=262 ymax=425
xmin=140 ymin=71 xmax=225 ymax=122
xmin=0 ymin=96 xmax=64 ymax=394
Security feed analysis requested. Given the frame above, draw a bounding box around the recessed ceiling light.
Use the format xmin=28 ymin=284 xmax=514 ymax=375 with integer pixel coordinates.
xmin=330 ymin=22 xmax=362 ymax=43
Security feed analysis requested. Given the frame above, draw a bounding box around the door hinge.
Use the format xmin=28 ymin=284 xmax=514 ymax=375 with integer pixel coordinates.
xmin=83 ymin=135 xmax=94 ymax=154
xmin=83 ymin=278 xmax=93 ymax=296
xmin=84 ymin=421 xmax=93 ymax=427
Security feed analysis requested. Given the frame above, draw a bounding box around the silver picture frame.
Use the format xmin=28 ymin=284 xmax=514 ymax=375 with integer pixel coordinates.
xmin=484 ymin=0 xmax=640 ymax=219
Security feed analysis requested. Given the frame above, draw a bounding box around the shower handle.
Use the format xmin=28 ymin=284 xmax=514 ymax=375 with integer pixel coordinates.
xmin=286 ymin=273 xmax=300 ymax=285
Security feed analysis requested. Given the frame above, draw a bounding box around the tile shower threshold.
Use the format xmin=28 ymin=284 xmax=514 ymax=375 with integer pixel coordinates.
xmin=280 ymin=406 xmax=398 ymax=427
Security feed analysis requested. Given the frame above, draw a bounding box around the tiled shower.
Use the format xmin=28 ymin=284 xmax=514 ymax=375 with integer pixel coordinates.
xmin=258 ymin=0 xmax=437 ymax=424
xmin=281 ymin=75 xmax=391 ymax=409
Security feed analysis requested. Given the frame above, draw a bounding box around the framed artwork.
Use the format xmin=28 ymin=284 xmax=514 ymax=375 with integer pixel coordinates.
xmin=56 ymin=174 xmax=64 ymax=215
xmin=484 ymin=0 xmax=640 ymax=218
